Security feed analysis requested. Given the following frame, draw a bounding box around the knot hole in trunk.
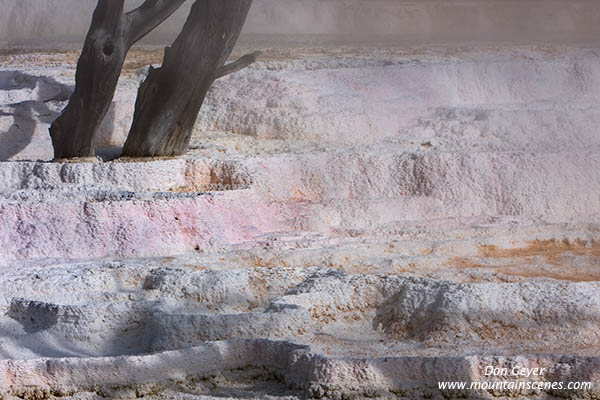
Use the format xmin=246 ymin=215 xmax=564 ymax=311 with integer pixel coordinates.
xmin=103 ymin=41 xmax=115 ymax=56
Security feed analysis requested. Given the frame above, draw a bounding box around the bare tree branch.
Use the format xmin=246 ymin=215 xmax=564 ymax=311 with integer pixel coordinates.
xmin=50 ymin=0 xmax=187 ymax=158
xmin=95 ymin=0 xmax=126 ymax=26
xmin=50 ymin=0 xmax=127 ymax=159
xmin=216 ymin=51 xmax=261 ymax=79
xmin=125 ymin=0 xmax=187 ymax=47
xmin=123 ymin=0 xmax=254 ymax=157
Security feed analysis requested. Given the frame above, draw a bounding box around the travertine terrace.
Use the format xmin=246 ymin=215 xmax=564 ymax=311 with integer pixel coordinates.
xmin=1 ymin=39 xmax=600 ymax=399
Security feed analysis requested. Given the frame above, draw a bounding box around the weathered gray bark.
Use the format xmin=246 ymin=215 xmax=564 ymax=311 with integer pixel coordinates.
xmin=122 ymin=0 xmax=255 ymax=158
xmin=50 ymin=0 xmax=186 ymax=159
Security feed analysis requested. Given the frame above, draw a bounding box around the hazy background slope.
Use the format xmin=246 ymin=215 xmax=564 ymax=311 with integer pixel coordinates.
xmin=2 ymin=0 xmax=600 ymax=48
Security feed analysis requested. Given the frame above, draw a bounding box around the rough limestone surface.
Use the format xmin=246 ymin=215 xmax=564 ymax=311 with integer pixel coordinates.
xmin=0 ymin=43 xmax=600 ymax=399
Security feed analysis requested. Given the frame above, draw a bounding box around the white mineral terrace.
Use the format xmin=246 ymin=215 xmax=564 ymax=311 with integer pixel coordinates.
xmin=1 ymin=39 xmax=600 ymax=399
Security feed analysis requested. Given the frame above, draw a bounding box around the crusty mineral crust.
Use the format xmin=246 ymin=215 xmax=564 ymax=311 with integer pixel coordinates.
xmin=1 ymin=44 xmax=600 ymax=399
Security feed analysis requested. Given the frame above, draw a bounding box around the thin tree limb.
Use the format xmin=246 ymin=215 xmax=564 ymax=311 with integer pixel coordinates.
xmin=216 ymin=51 xmax=261 ymax=79
xmin=125 ymin=0 xmax=187 ymax=47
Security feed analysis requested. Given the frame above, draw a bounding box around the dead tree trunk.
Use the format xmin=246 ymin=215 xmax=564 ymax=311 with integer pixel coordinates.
xmin=50 ymin=0 xmax=186 ymax=159
xmin=122 ymin=0 xmax=256 ymax=158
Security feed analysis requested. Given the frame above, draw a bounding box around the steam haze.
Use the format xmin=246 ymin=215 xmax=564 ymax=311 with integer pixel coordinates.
xmin=1 ymin=0 xmax=600 ymax=48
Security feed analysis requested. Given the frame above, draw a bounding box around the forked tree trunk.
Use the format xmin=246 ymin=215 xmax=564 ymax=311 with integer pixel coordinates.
xmin=122 ymin=0 xmax=255 ymax=157
xmin=50 ymin=0 xmax=186 ymax=159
